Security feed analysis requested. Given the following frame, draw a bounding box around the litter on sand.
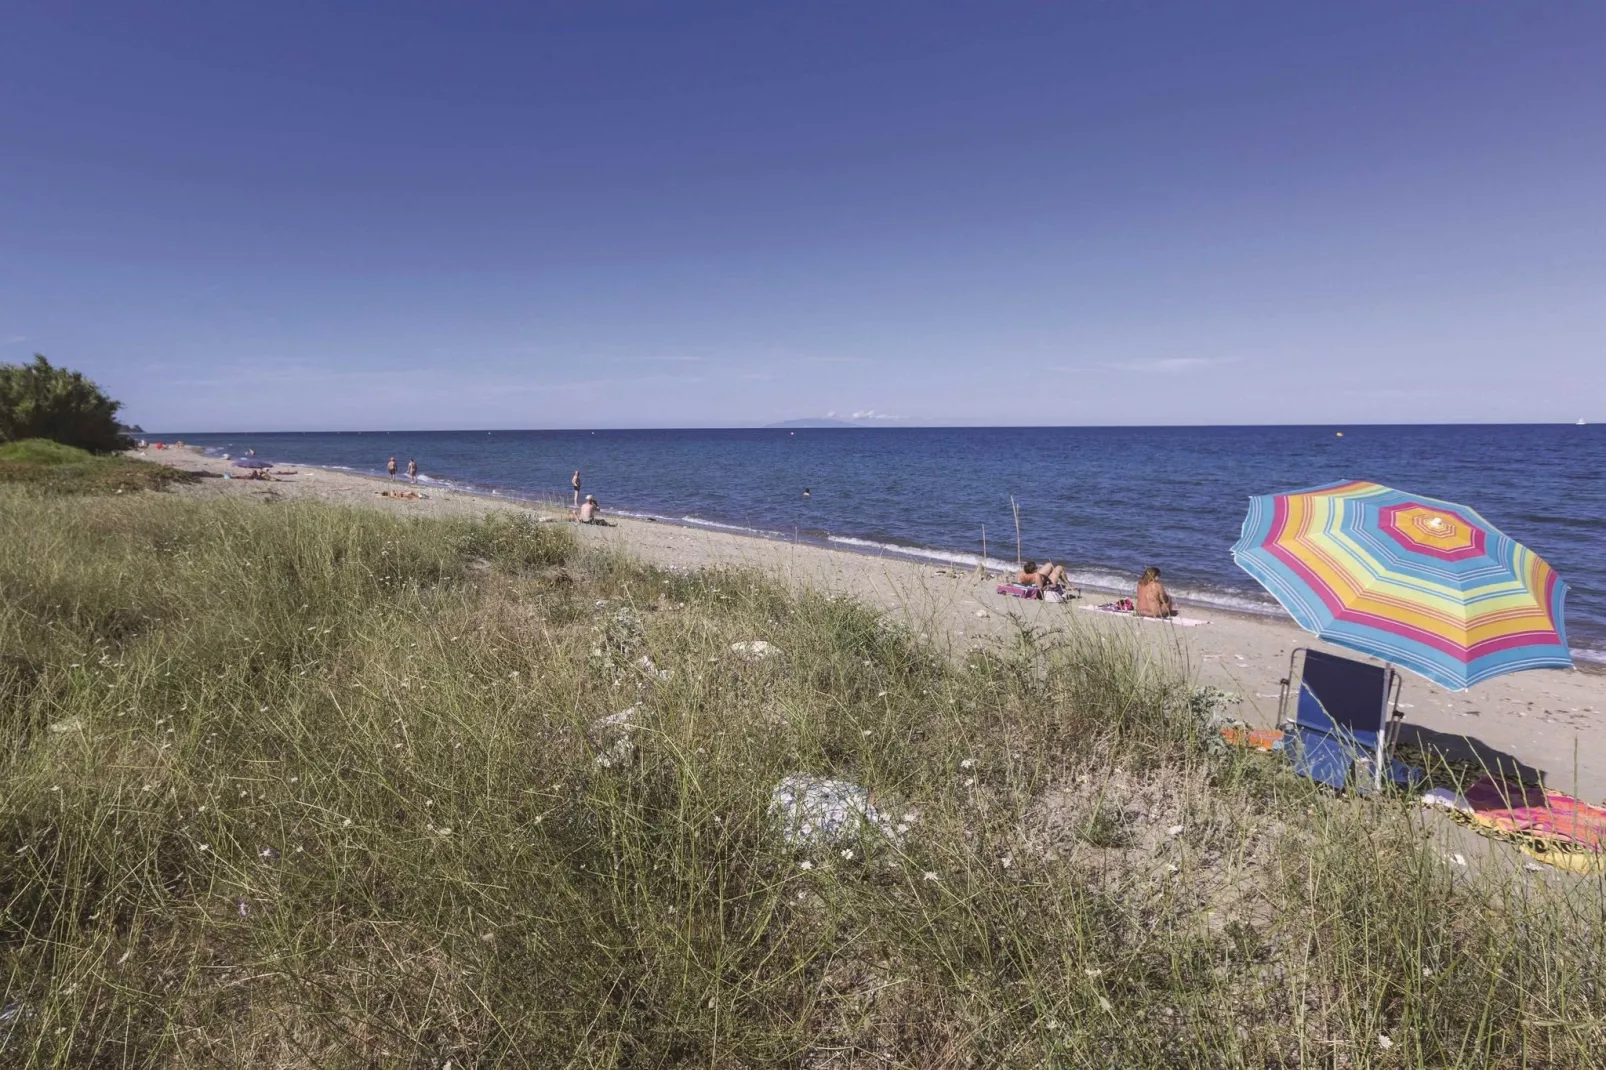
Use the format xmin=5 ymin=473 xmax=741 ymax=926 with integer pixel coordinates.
xmin=769 ymin=774 xmax=905 ymax=846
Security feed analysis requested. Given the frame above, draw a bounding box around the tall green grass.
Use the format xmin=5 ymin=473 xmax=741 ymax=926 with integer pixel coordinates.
xmin=0 ymin=490 xmax=1601 ymax=1066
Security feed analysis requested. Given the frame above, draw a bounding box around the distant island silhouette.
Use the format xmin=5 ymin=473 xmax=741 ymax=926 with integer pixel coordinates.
xmin=764 ymin=418 xmax=862 ymax=429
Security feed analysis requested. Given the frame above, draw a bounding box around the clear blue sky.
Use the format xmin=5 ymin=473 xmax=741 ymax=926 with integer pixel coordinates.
xmin=2 ymin=3 xmax=1602 ymax=430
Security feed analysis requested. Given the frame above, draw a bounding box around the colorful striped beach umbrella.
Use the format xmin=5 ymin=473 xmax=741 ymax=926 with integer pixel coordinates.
xmin=1231 ymin=480 xmax=1571 ymax=690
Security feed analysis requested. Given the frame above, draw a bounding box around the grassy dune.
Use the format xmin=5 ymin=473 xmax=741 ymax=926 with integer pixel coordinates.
xmin=0 ymin=489 xmax=1602 ymax=1067
xmin=0 ymin=440 xmax=195 ymax=495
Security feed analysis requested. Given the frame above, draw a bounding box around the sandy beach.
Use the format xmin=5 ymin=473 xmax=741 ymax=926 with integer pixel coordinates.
xmin=147 ymin=446 xmax=1606 ymax=799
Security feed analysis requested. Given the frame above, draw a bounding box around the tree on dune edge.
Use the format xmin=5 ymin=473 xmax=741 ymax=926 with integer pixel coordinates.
xmin=0 ymin=354 xmax=131 ymax=453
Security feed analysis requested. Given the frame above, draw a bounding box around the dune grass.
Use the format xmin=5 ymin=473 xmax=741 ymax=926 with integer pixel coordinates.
xmin=0 ymin=439 xmax=196 ymax=494
xmin=0 ymin=489 xmax=1602 ymax=1067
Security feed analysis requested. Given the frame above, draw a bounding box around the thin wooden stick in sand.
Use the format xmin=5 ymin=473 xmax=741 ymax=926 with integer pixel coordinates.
xmin=1011 ymin=495 xmax=1023 ymax=568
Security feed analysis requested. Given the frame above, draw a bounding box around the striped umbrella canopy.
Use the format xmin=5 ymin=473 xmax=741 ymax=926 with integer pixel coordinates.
xmin=1231 ymin=480 xmax=1571 ymax=690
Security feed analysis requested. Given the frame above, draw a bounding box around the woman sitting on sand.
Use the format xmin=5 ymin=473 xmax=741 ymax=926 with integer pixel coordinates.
xmin=1135 ymin=567 xmax=1176 ymax=618
xmin=1017 ymin=560 xmax=1068 ymax=588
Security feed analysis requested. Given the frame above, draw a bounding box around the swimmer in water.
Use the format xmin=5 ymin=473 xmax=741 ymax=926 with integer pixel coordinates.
xmin=803 ymin=488 xmax=811 ymax=499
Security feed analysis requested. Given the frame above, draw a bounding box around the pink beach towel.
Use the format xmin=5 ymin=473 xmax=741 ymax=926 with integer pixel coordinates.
xmin=1452 ymin=776 xmax=1606 ymax=874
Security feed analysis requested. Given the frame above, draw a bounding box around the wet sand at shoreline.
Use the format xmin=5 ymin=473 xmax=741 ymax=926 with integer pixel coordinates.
xmin=145 ymin=446 xmax=1606 ymax=799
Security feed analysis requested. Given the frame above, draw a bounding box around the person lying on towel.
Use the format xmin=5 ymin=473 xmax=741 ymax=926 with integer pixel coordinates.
xmin=1135 ymin=567 xmax=1177 ymax=618
xmin=1017 ymin=561 xmax=1068 ymax=589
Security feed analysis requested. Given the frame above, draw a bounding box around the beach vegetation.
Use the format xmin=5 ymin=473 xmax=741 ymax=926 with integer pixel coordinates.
xmin=0 ymin=354 xmax=132 ymax=454
xmin=0 ymin=489 xmax=1601 ymax=1066
xmin=0 ymin=438 xmax=195 ymax=495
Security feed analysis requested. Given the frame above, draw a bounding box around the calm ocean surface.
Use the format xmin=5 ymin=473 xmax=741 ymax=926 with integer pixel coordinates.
xmin=165 ymin=426 xmax=1606 ymax=662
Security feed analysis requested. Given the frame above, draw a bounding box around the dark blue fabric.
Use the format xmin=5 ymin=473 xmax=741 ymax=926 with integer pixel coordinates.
xmin=1295 ymin=649 xmax=1390 ymax=735
xmin=1286 ymin=649 xmax=1395 ymax=790
xmin=1289 ymin=727 xmax=1357 ymax=790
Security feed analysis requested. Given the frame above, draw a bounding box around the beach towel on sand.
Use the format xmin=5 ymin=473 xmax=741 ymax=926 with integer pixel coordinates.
xmin=1447 ymin=776 xmax=1606 ymax=874
xmin=996 ymin=583 xmax=1042 ymax=600
xmin=1080 ymin=603 xmax=1210 ymax=627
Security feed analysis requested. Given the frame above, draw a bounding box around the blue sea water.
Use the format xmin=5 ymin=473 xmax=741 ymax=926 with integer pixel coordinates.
xmin=163 ymin=425 xmax=1606 ymax=662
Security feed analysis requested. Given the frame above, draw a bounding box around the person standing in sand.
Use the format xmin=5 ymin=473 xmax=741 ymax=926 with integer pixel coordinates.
xmin=572 ymin=470 xmax=582 ymax=508
xmin=407 ymin=459 xmax=418 ymax=484
xmin=1135 ymin=567 xmax=1177 ymax=618
xmin=387 ymin=456 xmax=397 ymax=479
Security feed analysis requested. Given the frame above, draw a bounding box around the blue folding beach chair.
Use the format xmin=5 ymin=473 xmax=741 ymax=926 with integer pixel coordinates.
xmin=1277 ymin=648 xmax=1410 ymax=792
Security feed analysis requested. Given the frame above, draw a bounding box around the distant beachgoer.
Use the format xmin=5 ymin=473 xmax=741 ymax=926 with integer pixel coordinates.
xmin=245 ymin=448 xmax=255 ymax=457
xmin=387 ymin=456 xmax=397 ymax=478
xmin=407 ymin=459 xmax=418 ymax=484
xmin=572 ymin=470 xmax=582 ymax=508
xmin=803 ymin=488 xmax=812 ymax=499
xmin=578 ymin=494 xmax=600 ymax=523
xmin=1135 ymin=567 xmax=1177 ymax=618
xmin=1017 ymin=561 xmax=1068 ymax=588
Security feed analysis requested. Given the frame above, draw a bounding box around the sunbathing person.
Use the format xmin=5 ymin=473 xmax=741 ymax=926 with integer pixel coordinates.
xmin=1017 ymin=560 xmax=1068 ymax=588
xmin=1135 ymin=567 xmax=1177 ymax=618
xmin=572 ymin=494 xmax=610 ymax=524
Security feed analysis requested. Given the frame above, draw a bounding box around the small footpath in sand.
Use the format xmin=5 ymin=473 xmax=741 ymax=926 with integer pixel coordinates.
xmin=147 ymin=447 xmax=1606 ymax=799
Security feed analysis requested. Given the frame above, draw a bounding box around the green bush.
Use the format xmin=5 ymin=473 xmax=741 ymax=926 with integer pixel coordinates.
xmin=0 ymin=354 xmax=130 ymax=453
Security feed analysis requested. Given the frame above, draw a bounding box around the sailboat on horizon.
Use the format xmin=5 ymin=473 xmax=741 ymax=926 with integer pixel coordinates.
xmin=1580 ymin=418 xmax=1589 ymax=426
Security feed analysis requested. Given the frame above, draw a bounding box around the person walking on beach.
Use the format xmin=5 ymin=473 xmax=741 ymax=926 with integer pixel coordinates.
xmin=572 ymin=470 xmax=582 ymax=508
xmin=387 ymin=456 xmax=397 ymax=479
xmin=407 ymin=459 xmax=418 ymax=484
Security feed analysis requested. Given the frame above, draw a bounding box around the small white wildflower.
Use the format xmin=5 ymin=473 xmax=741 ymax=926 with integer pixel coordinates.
xmin=1000 ymin=854 xmax=1013 ymax=869
xmin=289 ymin=776 xmax=298 ymax=783
xmin=876 ymin=690 xmax=887 ymax=697
xmin=198 ymin=844 xmax=209 ymax=852
xmin=923 ymin=871 xmax=938 ymax=882
xmin=260 ymin=706 xmax=268 ymax=713
xmin=840 ymin=848 xmax=854 ymax=860
xmin=963 ymin=777 xmax=976 ymax=787
xmin=1378 ymin=1034 xmax=1394 ymax=1050
xmin=1422 ymin=967 xmax=1433 ymax=978
xmin=861 ymin=729 xmax=872 ymax=737
xmin=799 ymin=860 xmax=814 ymax=871
xmin=1084 ymin=967 xmax=1102 ymax=978
xmin=1167 ymin=824 xmax=1185 ymax=837
xmin=342 ymin=818 xmax=352 ymax=828
xmin=959 ymin=758 xmax=976 ymax=769
xmin=436 ymin=827 xmax=452 ymax=836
